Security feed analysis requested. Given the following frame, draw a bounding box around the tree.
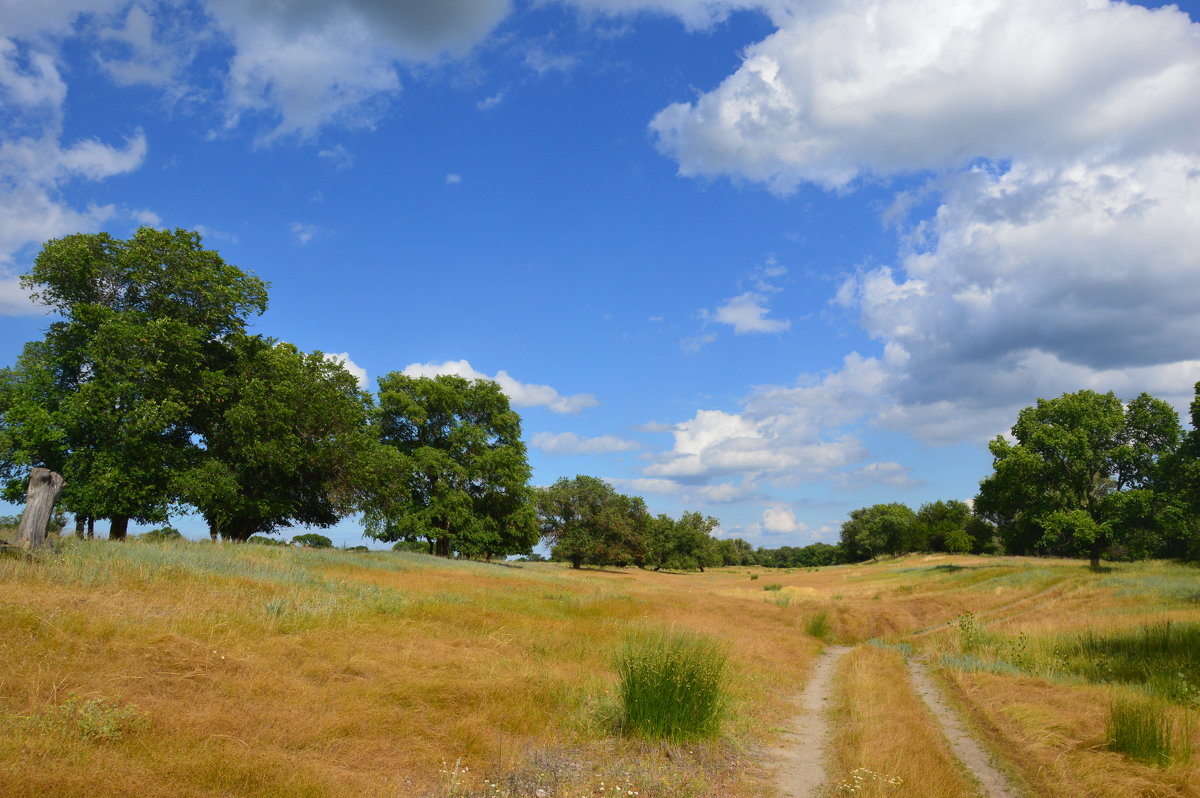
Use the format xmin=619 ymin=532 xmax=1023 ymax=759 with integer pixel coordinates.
xmin=292 ymin=533 xmax=333 ymax=548
xmin=714 ymin=537 xmax=756 ymax=566
xmin=536 ymin=475 xmax=649 ymax=568
xmin=646 ymin=511 xmax=721 ymax=571
xmin=364 ymin=374 xmax=537 ymax=559
xmin=838 ymin=503 xmax=917 ymax=561
xmin=975 ymin=389 xmax=1181 ymax=567
xmin=174 ymin=339 xmax=376 ymax=541
xmin=914 ymin=500 xmax=973 ymax=553
xmin=2 ymin=228 xmax=267 ymax=539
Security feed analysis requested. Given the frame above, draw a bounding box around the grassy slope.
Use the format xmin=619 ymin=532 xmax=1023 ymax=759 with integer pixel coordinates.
xmin=1 ymin=543 xmax=1197 ymax=796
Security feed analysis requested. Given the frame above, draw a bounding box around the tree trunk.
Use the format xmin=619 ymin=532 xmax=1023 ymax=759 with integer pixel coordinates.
xmin=87 ymin=517 xmax=94 ymax=539
xmin=109 ymin=516 xmax=129 ymax=541
xmin=1090 ymin=541 xmax=1102 ymax=569
xmin=74 ymin=515 xmax=85 ymax=540
xmin=15 ymin=468 xmax=66 ymax=550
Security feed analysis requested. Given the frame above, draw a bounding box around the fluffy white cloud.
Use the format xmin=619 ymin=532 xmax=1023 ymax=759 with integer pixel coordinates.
xmin=532 ymin=431 xmax=640 ymax=454
xmin=209 ymin=0 xmax=512 ymax=139
xmin=0 ymin=35 xmax=149 ymax=313
xmin=837 ymin=461 xmax=919 ymax=491
xmin=761 ymin=506 xmax=805 ymax=534
xmin=651 ymin=0 xmax=1200 ymax=191
xmin=325 ymin=352 xmax=368 ymax=389
xmin=401 ymin=359 xmax=599 ymax=414
xmin=712 ymin=291 xmax=789 ymax=334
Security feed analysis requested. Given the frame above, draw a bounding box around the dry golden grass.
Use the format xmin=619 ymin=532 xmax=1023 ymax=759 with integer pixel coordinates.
xmin=826 ymin=644 xmax=976 ymax=797
xmin=2 ymin=545 xmax=1198 ymax=797
xmin=0 ymin=542 xmax=818 ymax=797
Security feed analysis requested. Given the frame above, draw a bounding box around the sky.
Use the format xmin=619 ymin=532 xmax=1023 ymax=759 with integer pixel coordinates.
xmin=2 ymin=0 xmax=1199 ymax=548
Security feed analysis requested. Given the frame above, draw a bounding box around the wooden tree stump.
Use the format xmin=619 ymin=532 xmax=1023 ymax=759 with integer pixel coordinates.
xmin=14 ymin=468 xmax=66 ymax=550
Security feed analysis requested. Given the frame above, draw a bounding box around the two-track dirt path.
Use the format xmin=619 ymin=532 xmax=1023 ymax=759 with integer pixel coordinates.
xmin=772 ymin=645 xmax=1024 ymax=797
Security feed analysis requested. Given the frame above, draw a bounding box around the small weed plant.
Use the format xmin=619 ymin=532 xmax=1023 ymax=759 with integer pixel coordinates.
xmin=954 ymin=611 xmax=983 ymax=652
xmin=34 ymin=695 xmax=148 ymax=742
xmin=762 ymin=583 xmax=783 ymax=592
xmin=616 ymin=630 xmax=727 ymax=742
xmin=1106 ymin=695 xmax=1191 ymax=766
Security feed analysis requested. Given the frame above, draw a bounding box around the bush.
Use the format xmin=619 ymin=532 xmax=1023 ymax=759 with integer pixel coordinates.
xmin=139 ymin=527 xmax=183 ymax=542
xmin=248 ymin=534 xmax=286 ymax=546
xmin=763 ymin=583 xmax=783 ymax=592
xmin=616 ymin=630 xmax=727 ymax=741
xmin=292 ymin=533 xmax=333 ymax=548
xmin=1106 ymin=695 xmax=1191 ymax=766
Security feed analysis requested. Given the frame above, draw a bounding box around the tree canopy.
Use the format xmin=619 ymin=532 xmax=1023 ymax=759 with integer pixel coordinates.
xmin=975 ymin=389 xmax=1181 ymax=566
xmin=363 ymin=373 xmax=537 ymax=559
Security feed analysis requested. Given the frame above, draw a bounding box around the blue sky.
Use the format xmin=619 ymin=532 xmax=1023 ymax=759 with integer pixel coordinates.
xmin=3 ymin=0 xmax=1199 ymax=547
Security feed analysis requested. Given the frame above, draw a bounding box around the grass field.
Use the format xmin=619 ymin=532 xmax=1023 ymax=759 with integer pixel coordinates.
xmin=1 ymin=541 xmax=1197 ymax=796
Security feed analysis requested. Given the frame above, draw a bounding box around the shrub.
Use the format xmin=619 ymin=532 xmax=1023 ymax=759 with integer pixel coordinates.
xmin=763 ymin=583 xmax=783 ymax=592
xmin=292 ymin=533 xmax=333 ymax=548
xmin=248 ymin=534 xmax=286 ymax=546
xmin=616 ymin=630 xmax=727 ymax=741
xmin=139 ymin=527 xmax=183 ymax=542
xmin=1106 ymin=695 xmax=1191 ymax=766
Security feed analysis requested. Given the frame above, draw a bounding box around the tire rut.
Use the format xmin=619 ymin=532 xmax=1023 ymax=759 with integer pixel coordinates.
xmin=771 ymin=645 xmax=852 ymax=798
xmin=906 ymin=658 xmax=1024 ymax=798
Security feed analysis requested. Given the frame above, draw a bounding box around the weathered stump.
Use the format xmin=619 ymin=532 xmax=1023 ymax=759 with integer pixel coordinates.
xmin=14 ymin=468 xmax=66 ymax=550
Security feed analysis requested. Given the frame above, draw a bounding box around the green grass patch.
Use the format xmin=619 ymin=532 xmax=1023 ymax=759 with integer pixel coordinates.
xmin=1106 ymin=695 xmax=1192 ymax=766
xmin=805 ymin=609 xmax=831 ymax=640
xmin=762 ymin=583 xmax=783 ymax=592
xmin=615 ymin=629 xmax=727 ymax=742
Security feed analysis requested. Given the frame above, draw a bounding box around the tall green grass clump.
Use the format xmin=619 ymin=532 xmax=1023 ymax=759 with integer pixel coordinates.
xmin=805 ymin=609 xmax=831 ymax=640
xmin=1106 ymin=695 xmax=1191 ymax=766
xmin=616 ymin=630 xmax=727 ymax=741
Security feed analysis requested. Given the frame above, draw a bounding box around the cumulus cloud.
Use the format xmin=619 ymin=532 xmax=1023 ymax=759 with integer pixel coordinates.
xmin=762 ymin=506 xmax=805 ymax=534
xmin=0 ymin=35 xmax=149 ymax=313
xmin=401 ymin=359 xmax=599 ymax=414
xmin=532 ymin=431 xmax=640 ymax=454
xmin=837 ymin=462 xmax=919 ymax=491
xmin=325 ymin=352 xmax=368 ymax=389
xmin=289 ymin=222 xmax=318 ymax=244
xmin=712 ymin=291 xmax=789 ymax=334
xmin=651 ymin=0 xmax=1200 ymax=191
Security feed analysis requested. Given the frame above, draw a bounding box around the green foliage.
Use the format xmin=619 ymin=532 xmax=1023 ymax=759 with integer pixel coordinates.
xmin=292 ymin=533 xmax=333 ymax=548
xmin=1052 ymin=621 xmax=1200 ymax=704
xmin=762 ymin=583 xmax=783 ymax=591
xmin=646 ymin=511 xmax=721 ymax=571
xmin=33 ymin=695 xmax=148 ymax=743
xmin=615 ymin=630 xmax=727 ymax=741
xmin=755 ymin=541 xmax=843 ymax=568
xmin=364 ymin=373 xmax=537 ymax=559
xmin=805 ymin=609 xmax=831 ymax=640
xmin=976 ymin=389 xmax=1182 ymax=565
xmin=537 ymin=475 xmax=649 ymax=568
xmin=247 ymin=534 xmax=286 ymax=546
xmin=175 ymin=338 xmax=375 ymax=541
xmin=138 ymin=526 xmax=182 ymax=542
xmin=839 ymin=503 xmax=917 ymax=561
xmin=2 ymin=228 xmax=269 ymax=537
xmin=1106 ymin=695 xmax=1191 ymax=766
xmin=955 ymin=611 xmax=984 ymax=652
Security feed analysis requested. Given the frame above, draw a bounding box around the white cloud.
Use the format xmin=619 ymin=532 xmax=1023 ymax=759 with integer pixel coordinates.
xmin=0 ymin=36 xmax=149 ymax=312
xmin=477 ymin=90 xmax=505 ymax=110
xmin=401 ymin=359 xmax=599 ymax=414
xmin=532 ymin=431 xmax=640 ymax=454
xmin=445 ymin=172 xmax=463 ymax=185
xmin=325 ymin=352 xmax=368 ymax=389
xmin=209 ymin=0 xmax=512 ymax=140
xmin=712 ymin=291 xmax=790 ymax=334
xmin=837 ymin=462 xmax=919 ymax=491
xmin=289 ymin=222 xmax=318 ymax=244
xmin=651 ymin=0 xmax=1200 ymax=192
xmin=762 ymin=506 xmax=806 ymax=534
xmin=318 ymin=144 xmax=354 ymax=170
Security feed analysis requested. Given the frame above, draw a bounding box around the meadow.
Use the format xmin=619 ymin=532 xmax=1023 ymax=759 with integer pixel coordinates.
xmin=1 ymin=540 xmax=1197 ymax=797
